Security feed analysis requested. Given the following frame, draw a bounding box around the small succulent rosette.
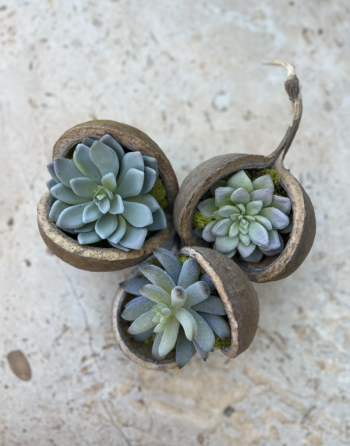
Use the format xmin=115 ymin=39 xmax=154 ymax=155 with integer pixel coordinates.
xmin=113 ymin=247 xmax=259 ymax=370
xmin=195 ymin=169 xmax=292 ymax=263
xmin=47 ymin=133 xmax=166 ymax=251
xmin=174 ymin=61 xmax=316 ymax=282
xmin=37 ymin=120 xmax=179 ymax=272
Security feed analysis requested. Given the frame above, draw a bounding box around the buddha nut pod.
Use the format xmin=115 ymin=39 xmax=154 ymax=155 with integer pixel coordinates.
xmin=37 ymin=120 xmax=179 ymax=272
xmin=174 ymin=61 xmax=316 ymax=283
xmin=112 ymin=247 xmax=259 ymax=369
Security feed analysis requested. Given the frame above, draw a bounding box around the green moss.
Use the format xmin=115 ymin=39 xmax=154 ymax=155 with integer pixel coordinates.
xmin=176 ymin=255 xmax=191 ymax=266
xmin=244 ymin=167 xmax=288 ymax=197
xmin=150 ymin=178 xmax=168 ymax=209
xmin=176 ymin=255 xmax=205 ymax=275
xmin=148 ymin=257 xmax=162 ymax=269
xmin=144 ymin=334 xmax=156 ymax=345
xmin=192 ymin=209 xmax=213 ymax=229
xmin=214 ymin=334 xmax=231 ymax=350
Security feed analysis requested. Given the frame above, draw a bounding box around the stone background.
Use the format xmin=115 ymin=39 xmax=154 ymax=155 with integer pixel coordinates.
xmin=1 ymin=1 xmax=350 ymax=445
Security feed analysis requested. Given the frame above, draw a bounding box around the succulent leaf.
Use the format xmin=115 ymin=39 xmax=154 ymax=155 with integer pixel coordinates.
xmin=54 ymin=158 xmax=84 ymax=187
xmin=122 ymin=201 xmax=153 ymax=228
xmin=139 ymin=284 xmax=171 ymax=306
xmin=51 ymin=183 xmax=91 ymax=205
xmin=199 ymin=273 xmax=215 ymax=291
xmin=46 ymin=179 xmax=57 ymax=191
xmin=192 ymin=295 xmax=226 ymax=315
xmin=73 ymin=221 xmax=96 ymax=233
xmin=70 ymin=177 xmax=98 ymax=198
xmin=128 ymin=310 xmax=157 ymax=335
xmin=259 ymin=207 xmax=289 ymax=229
xmin=271 ymin=195 xmax=292 ymax=214
xmin=115 ymin=168 xmax=144 ymax=198
xmin=95 ymin=213 xmax=118 ymax=239
xmin=56 ymin=203 xmax=90 ymax=229
xmin=177 ymin=258 xmax=200 ymax=289
xmin=122 ymin=298 xmax=155 ymax=321
xmin=198 ymin=312 xmax=231 ymax=340
xmin=141 ymin=167 xmax=157 ymax=194
xmin=153 ymin=247 xmax=182 ymax=283
xmin=152 ymin=331 xmax=166 ymax=361
xmin=83 ymin=202 xmax=103 ymax=224
xmin=101 ymin=172 xmax=117 ymax=192
xmin=147 ymin=207 xmax=167 ymax=232
xmin=138 ymin=264 xmax=175 ymax=294
xmin=250 ymin=188 xmax=274 ymax=207
xmin=81 ymin=137 xmax=95 ymax=148
xmin=176 ymin=327 xmax=194 ymax=368
xmin=118 ymin=152 xmax=144 ymax=184
xmin=158 ymin=317 xmax=180 ymax=358
xmin=215 ymin=187 xmax=235 ymax=207
xmin=202 ymin=221 xmax=217 ymax=242
xmin=189 ymin=309 xmax=215 ymax=352
xmin=89 ymin=141 xmax=120 ymax=177
xmin=100 ymin=134 xmax=125 ymax=161
xmin=175 ymin=308 xmax=197 ymax=341
xmin=125 ymin=194 xmax=160 ymax=213
xmin=74 ymin=144 xmax=102 ymax=183
xmin=120 ymin=278 xmax=150 ymax=295
xmin=230 ymin=188 xmax=251 ymax=205
xmin=227 ymin=170 xmax=254 ymax=192
xmin=193 ymin=339 xmax=209 ymax=361
xmin=107 ymin=215 xmax=127 ymax=244
xmin=77 ymin=230 xmax=101 ymax=245
xmin=184 ymin=282 xmax=210 ymax=308
xmin=253 ymin=174 xmax=274 ymax=191
xmin=109 ymin=194 xmax=124 ymax=214
xmin=119 ymin=222 xmax=148 ymax=250
xmin=197 ymin=197 xmax=218 ymax=219
xmin=49 ymin=200 xmax=70 ymax=222
xmin=143 ymin=155 xmax=159 ymax=176
xmin=47 ymin=162 xmax=60 ymax=184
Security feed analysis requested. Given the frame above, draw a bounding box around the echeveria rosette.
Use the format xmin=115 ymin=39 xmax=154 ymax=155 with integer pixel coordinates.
xmin=46 ymin=134 xmax=167 ymax=251
xmin=197 ymin=170 xmax=293 ymax=263
xmin=120 ymin=248 xmax=230 ymax=368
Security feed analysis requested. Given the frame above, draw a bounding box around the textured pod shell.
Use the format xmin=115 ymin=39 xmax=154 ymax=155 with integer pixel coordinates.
xmin=37 ymin=120 xmax=179 ymax=272
xmin=112 ymin=246 xmax=259 ymax=369
xmin=174 ymin=61 xmax=316 ymax=283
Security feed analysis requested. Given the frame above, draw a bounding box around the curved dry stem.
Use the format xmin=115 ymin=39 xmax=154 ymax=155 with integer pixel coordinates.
xmin=264 ymin=60 xmax=303 ymax=167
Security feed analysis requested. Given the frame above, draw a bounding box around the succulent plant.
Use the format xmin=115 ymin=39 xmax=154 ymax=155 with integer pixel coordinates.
xmin=46 ymin=134 xmax=167 ymax=250
xmin=196 ymin=170 xmax=293 ymax=263
xmin=120 ymin=248 xmax=230 ymax=368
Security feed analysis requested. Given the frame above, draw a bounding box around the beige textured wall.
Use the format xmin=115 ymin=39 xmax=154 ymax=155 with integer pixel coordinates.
xmin=1 ymin=1 xmax=350 ymax=445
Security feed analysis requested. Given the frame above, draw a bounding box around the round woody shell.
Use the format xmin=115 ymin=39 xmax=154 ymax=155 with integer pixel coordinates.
xmin=37 ymin=120 xmax=179 ymax=272
xmin=174 ymin=61 xmax=316 ymax=283
xmin=112 ymin=246 xmax=259 ymax=369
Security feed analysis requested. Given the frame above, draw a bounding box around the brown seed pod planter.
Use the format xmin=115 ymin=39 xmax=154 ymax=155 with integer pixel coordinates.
xmin=112 ymin=246 xmax=259 ymax=370
xmin=37 ymin=120 xmax=179 ymax=272
xmin=174 ymin=61 xmax=316 ymax=283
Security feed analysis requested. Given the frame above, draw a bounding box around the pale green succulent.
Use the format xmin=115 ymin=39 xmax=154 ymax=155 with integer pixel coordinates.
xmin=196 ymin=170 xmax=293 ymax=263
xmin=121 ymin=248 xmax=230 ymax=368
xmin=46 ymin=134 xmax=167 ymax=250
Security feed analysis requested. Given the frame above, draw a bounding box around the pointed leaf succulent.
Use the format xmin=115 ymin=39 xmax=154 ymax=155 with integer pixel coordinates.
xmin=196 ymin=170 xmax=292 ymax=262
xmin=120 ymin=248 xmax=230 ymax=368
xmin=47 ymin=134 xmax=167 ymax=250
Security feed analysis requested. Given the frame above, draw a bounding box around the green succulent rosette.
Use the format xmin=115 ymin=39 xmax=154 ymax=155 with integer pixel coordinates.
xmin=46 ymin=134 xmax=167 ymax=251
xmin=196 ymin=170 xmax=293 ymax=263
xmin=121 ymin=248 xmax=230 ymax=368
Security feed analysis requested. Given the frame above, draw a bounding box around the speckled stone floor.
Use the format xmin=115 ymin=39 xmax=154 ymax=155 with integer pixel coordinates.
xmin=1 ymin=1 xmax=350 ymax=445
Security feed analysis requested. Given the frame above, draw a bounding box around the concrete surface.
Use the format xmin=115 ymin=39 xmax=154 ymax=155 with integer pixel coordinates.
xmin=1 ymin=1 xmax=350 ymax=445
